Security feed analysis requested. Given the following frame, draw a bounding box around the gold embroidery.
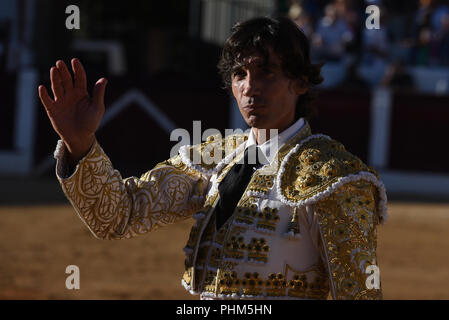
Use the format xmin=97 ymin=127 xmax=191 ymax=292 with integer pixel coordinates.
xmin=177 ymin=122 xmax=382 ymax=300
xmin=315 ymin=181 xmax=382 ymax=300
xmin=183 ymin=206 xmax=211 ymax=257
xmin=255 ymin=207 xmax=280 ymax=233
xmin=233 ymin=196 xmax=258 ymax=226
xmin=58 ymin=140 xmax=208 ymax=240
xmin=204 ymin=192 xmax=219 ymax=208
xmin=278 ymin=137 xmax=380 ymax=202
xmin=247 ymin=174 xmax=276 ymax=194
xmin=186 ymin=134 xmax=248 ymax=170
xmin=233 ymin=200 xmax=280 ymax=234
xmin=223 ymin=226 xmax=247 ymax=261
xmin=246 ymin=238 xmax=270 ymax=263
xmin=183 ymin=266 xmax=194 ymax=285
xmin=201 ymin=267 xmax=329 ymax=299
xmin=202 ymin=270 xmax=219 ymax=293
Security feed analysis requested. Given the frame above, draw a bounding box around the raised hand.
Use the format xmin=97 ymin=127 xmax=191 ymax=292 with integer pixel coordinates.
xmin=38 ymin=58 xmax=107 ymax=163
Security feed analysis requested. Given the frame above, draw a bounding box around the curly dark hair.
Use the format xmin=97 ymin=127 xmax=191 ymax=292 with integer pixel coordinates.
xmin=218 ymin=16 xmax=324 ymax=121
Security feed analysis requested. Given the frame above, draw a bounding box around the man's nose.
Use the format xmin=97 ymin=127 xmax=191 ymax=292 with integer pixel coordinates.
xmin=242 ymin=75 xmax=261 ymax=96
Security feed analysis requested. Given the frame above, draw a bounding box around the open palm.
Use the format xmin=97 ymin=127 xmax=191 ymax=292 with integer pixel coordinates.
xmin=39 ymin=58 xmax=107 ymax=158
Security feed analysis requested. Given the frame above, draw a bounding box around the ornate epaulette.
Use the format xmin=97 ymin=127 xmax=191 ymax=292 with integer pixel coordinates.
xmin=276 ymin=134 xmax=388 ymax=223
xmin=179 ymin=133 xmax=248 ymax=176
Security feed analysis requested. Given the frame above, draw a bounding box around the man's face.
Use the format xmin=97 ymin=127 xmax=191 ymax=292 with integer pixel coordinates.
xmin=231 ymin=48 xmax=306 ymax=132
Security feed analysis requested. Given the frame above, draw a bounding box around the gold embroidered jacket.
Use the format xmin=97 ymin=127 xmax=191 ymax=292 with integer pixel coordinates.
xmin=55 ymin=122 xmax=388 ymax=300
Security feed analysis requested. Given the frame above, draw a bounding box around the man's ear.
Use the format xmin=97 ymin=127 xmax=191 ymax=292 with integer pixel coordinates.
xmin=289 ymin=76 xmax=308 ymax=95
xmin=294 ymin=76 xmax=308 ymax=95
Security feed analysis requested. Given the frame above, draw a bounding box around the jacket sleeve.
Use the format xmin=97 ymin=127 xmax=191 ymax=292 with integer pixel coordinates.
xmin=55 ymin=138 xmax=209 ymax=240
xmin=314 ymin=180 xmax=383 ymax=300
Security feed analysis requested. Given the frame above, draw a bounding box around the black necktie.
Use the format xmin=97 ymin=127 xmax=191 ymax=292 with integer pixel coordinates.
xmin=215 ymin=145 xmax=264 ymax=230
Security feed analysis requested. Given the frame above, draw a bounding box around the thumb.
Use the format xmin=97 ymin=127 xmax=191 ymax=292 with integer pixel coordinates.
xmin=92 ymin=78 xmax=107 ymax=107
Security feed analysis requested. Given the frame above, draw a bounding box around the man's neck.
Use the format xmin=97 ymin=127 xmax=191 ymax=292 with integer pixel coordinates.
xmin=252 ymin=121 xmax=294 ymax=144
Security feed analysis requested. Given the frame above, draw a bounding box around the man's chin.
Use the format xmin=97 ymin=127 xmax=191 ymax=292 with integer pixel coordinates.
xmin=245 ymin=115 xmax=266 ymax=128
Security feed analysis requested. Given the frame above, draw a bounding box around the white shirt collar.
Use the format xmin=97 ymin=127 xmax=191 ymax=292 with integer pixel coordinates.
xmin=245 ymin=117 xmax=305 ymax=165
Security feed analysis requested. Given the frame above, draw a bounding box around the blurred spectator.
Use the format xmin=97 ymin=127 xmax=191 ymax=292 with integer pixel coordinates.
xmin=434 ymin=12 xmax=449 ymax=64
xmin=311 ymin=3 xmax=354 ymax=61
xmin=342 ymin=0 xmax=363 ymax=33
xmin=334 ymin=0 xmax=347 ymax=18
xmin=412 ymin=27 xmax=433 ymax=65
xmin=293 ymin=0 xmax=328 ymax=27
xmin=415 ymin=0 xmax=434 ymax=31
xmin=289 ymin=2 xmax=314 ymax=38
xmin=411 ymin=0 xmax=438 ymax=65
xmin=382 ymin=60 xmax=415 ymax=91
xmin=294 ymin=0 xmax=449 ymax=84
xmin=383 ymin=0 xmax=417 ymax=64
xmin=339 ymin=0 xmax=364 ymax=58
xmin=430 ymin=0 xmax=449 ymax=33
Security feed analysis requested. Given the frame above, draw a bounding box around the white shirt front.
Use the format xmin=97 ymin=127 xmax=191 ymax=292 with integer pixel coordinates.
xmin=245 ymin=118 xmax=306 ymax=165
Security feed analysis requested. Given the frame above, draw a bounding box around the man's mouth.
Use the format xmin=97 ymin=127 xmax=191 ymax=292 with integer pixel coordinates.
xmin=243 ymin=104 xmax=265 ymax=110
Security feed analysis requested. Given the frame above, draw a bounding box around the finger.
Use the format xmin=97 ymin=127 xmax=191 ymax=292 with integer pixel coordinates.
xmin=38 ymin=85 xmax=55 ymax=110
xmin=56 ymin=60 xmax=74 ymax=91
xmin=50 ymin=67 xmax=64 ymax=100
xmin=92 ymin=78 xmax=107 ymax=107
xmin=71 ymin=58 xmax=87 ymax=90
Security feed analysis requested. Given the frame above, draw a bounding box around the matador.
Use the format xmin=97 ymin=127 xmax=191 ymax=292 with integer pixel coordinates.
xmin=44 ymin=17 xmax=388 ymax=300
